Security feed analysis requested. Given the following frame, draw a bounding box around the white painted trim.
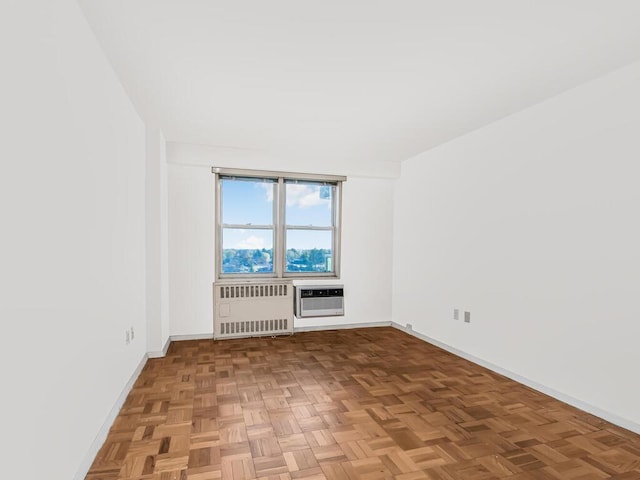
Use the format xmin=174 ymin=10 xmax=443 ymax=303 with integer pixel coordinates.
xmin=294 ymin=321 xmax=391 ymax=333
xmin=212 ymin=166 xmax=346 ymax=183
xmin=147 ymin=336 xmax=171 ymax=358
xmin=74 ymin=354 xmax=148 ymax=480
xmin=170 ymin=333 xmax=214 ymax=342
xmin=390 ymin=322 xmax=640 ymax=435
xmin=147 ymin=334 xmax=212 ymax=359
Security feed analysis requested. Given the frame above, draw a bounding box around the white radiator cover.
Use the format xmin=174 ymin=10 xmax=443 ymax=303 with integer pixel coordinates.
xmin=213 ymin=280 xmax=294 ymax=339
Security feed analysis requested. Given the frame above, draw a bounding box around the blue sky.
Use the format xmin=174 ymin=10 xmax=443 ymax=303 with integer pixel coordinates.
xmin=221 ymin=179 xmax=333 ymax=250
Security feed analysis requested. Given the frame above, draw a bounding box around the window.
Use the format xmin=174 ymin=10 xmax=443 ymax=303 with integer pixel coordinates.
xmin=214 ymin=168 xmax=344 ymax=278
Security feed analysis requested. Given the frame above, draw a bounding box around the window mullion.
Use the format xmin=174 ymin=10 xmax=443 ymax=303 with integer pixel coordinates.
xmin=276 ymin=178 xmax=285 ymax=277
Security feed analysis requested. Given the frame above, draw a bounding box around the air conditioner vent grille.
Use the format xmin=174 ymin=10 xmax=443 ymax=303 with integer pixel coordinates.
xmin=304 ymin=297 xmax=343 ymax=311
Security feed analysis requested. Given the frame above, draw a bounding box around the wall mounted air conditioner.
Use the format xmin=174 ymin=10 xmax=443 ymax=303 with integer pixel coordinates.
xmin=294 ymin=285 xmax=344 ymax=318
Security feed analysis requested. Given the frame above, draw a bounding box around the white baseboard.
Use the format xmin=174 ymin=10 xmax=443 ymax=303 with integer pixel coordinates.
xmin=390 ymin=322 xmax=640 ymax=436
xmin=148 ymin=334 xmax=214 ymax=358
xmin=74 ymin=353 xmax=148 ymax=480
xmin=294 ymin=321 xmax=392 ymax=333
xmin=147 ymin=336 xmax=171 ymax=358
xmin=170 ymin=333 xmax=214 ymax=341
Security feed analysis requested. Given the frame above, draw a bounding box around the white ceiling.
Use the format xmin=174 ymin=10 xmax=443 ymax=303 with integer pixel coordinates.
xmin=78 ymin=1 xmax=640 ymax=173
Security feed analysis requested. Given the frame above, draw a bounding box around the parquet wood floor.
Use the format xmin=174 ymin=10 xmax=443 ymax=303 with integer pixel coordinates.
xmin=86 ymin=327 xmax=640 ymax=480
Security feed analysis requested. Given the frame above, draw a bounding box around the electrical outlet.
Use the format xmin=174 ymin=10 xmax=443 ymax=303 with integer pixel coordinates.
xmin=453 ymin=309 xmax=459 ymax=320
xmin=130 ymin=326 xmax=134 ymax=340
xmin=464 ymin=311 xmax=471 ymax=323
xmin=125 ymin=330 xmax=130 ymax=344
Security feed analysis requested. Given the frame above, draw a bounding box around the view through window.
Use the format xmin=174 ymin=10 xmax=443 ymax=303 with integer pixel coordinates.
xmin=216 ymin=172 xmax=342 ymax=277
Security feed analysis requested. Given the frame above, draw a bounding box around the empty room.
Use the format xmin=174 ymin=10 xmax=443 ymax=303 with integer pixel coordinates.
xmin=3 ymin=1 xmax=640 ymax=479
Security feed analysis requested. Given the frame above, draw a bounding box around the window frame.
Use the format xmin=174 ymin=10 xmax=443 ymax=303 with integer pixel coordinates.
xmin=213 ymin=167 xmax=344 ymax=280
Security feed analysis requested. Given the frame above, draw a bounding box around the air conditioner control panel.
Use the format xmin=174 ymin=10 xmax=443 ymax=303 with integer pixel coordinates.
xmin=299 ymin=287 xmax=344 ymax=298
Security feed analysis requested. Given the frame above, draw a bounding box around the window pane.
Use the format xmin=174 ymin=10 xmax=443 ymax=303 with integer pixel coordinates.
xmin=222 ymin=177 xmax=274 ymax=226
xmin=285 ymin=229 xmax=332 ymax=273
xmin=285 ymin=183 xmax=333 ymax=226
xmin=222 ymin=228 xmax=273 ymax=273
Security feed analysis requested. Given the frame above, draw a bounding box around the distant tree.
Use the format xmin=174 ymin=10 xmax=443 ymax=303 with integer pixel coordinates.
xmin=309 ymin=248 xmax=324 ymax=266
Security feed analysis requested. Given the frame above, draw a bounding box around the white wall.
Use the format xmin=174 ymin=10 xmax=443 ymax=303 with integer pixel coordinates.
xmin=0 ymin=1 xmax=147 ymax=478
xmin=393 ymin=61 xmax=640 ymax=431
xmin=168 ymin=164 xmax=215 ymax=336
xmin=167 ymin=146 xmax=394 ymax=336
xmin=146 ymin=126 xmax=170 ymax=355
xmin=165 ymin=141 xmax=401 ymax=179
xmin=295 ymin=176 xmax=395 ymax=330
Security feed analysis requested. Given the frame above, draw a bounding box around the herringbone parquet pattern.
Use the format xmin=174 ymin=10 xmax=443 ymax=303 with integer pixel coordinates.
xmin=86 ymin=327 xmax=640 ymax=479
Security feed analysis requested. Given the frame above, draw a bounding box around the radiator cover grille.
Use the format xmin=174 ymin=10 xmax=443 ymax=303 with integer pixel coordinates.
xmin=214 ymin=281 xmax=293 ymax=339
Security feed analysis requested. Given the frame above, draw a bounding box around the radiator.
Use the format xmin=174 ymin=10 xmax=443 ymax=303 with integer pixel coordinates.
xmin=213 ymin=280 xmax=294 ymax=339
